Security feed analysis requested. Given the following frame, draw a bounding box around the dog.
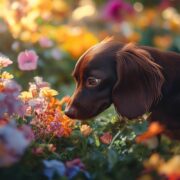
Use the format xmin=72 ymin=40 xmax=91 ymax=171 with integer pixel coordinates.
xmin=65 ymin=38 xmax=180 ymax=139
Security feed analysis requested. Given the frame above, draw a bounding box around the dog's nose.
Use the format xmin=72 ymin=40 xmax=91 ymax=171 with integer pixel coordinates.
xmin=64 ymin=107 xmax=78 ymax=119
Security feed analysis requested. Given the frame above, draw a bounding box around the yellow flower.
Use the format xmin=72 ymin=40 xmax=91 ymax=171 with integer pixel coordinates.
xmin=153 ymin=35 xmax=173 ymax=50
xmin=143 ymin=153 xmax=164 ymax=169
xmin=143 ymin=154 xmax=180 ymax=178
xmin=0 ymin=71 xmax=14 ymax=79
xmin=80 ymin=124 xmax=93 ymax=137
xmin=40 ymin=87 xmax=58 ymax=98
xmin=159 ymin=155 xmax=180 ymax=175
xmin=19 ymin=91 xmax=33 ymax=101
xmin=57 ymin=26 xmax=98 ymax=58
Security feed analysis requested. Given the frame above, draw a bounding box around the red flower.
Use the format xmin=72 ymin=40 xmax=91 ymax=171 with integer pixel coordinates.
xmin=100 ymin=132 xmax=112 ymax=145
xmin=168 ymin=173 xmax=180 ymax=180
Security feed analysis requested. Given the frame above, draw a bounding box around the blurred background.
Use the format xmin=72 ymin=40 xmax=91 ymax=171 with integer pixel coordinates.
xmin=0 ymin=0 xmax=180 ymax=96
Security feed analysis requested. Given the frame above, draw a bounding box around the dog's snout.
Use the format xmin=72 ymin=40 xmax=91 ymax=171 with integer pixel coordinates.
xmin=64 ymin=106 xmax=78 ymax=119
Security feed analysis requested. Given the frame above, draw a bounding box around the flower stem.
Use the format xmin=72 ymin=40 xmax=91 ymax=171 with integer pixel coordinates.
xmin=108 ymin=130 xmax=121 ymax=149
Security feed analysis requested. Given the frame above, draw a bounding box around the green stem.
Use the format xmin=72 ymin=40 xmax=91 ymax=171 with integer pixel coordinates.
xmin=48 ymin=134 xmax=55 ymax=144
xmin=108 ymin=130 xmax=121 ymax=149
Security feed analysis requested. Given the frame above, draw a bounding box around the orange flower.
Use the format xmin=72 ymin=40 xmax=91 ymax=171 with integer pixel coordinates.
xmin=143 ymin=154 xmax=180 ymax=179
xmin=45 ymin=97 xmax=74 ymax=137
xmin=136 ymin=122 xmax=165 ymax=143
xmin=0 ymin=82 xmax=4 ymax=92
xmin=100 ymin=132 xmax=112 ymax=145
xmin=80 ymin=124 xmax=93 ymax=137
xmin=60 ymin=96 xmax=71 ymax=105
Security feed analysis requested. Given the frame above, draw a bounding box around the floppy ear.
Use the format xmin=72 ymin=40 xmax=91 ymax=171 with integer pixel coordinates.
xmin=112 ymin=43 xmax=164 ymax=119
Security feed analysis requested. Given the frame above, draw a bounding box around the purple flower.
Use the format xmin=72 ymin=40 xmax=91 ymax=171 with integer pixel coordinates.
xmin=102 ymin=0 xmax=134 ymax=22
xmin=0 ymin=122 xmax=32 ymax=167
xmin=0 ymin=80 xmax=24 ymax=118
xmin=43 ymin=160 xmax=66 ymax=180
xmin=66 ymin=158 xmax=90 ymax=179
xmin=43 ymin=159 xmax=90 ymax=180
xmin=17 ymin=50 xmax=38 ymax=71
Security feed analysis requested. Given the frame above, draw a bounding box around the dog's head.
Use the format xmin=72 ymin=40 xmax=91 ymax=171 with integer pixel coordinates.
xmin=65 ymin=38 xmax=164 ymax=120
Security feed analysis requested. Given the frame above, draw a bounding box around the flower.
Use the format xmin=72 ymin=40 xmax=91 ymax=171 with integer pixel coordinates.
xmin=100 ymin=132 xmax=113 ymax=145
xmin=66 ymin=158 xmax=85 ymax=170
xmin=21 ymin=77 xmax=74 ymax=138
xmin=102 ymin=0 xmax=134 ymax=22
xmin=0 ymin=56 xmax=13 ymax=68
xmin=34 ymin=76 xmax=49 ymax=89
xmin=0 ymin=80 xmax=24 ymax=119
xmin=43 ymin=159 xmax=66 ymax=180
xmin=136 ymin=122 xmax=165 ymax=143
xmin=43 ymin=158 xmax=90 ymax=180
xmin=143 ymin=153 xmax=164 ymax=170
xmin=159 ymin=156 xmax=180 ymax=177
xmin=17 ymin=50 xmax=38 ymax=71
xmin=59 ymin=26 xmax=98 ymax=58
xmin=0 ymin=71 xmax=14 ymax=80
xmin=80 ymin=124 xmax=92 ymax=137
xmin=60 ymin=96 xmax=71 ymax=105
xmin=66 ymin=158 xmax=90 ymax=180
xmin=32 ymin=147 xmax=44 ymax=155
xmin=40 ymin=87 xmax=58 ymax=98
xmin=0 ymin=122 xmax=33 ymax=167
xmin=19 ymin=91 xmax=33 ymax=102
xmin=143 ymin=154 xmax=180 ymax=179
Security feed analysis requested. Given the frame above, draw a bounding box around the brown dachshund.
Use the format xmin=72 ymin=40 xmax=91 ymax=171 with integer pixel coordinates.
xmin=65 ymin=38 xmax=180 ymax=139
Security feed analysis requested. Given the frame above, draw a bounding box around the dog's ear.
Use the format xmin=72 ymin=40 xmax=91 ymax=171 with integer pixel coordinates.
xmin=112 ymin=43 xmax=164 ymax=119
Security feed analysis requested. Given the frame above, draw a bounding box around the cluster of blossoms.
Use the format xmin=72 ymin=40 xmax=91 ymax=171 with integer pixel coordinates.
xmin=19 ymin=76 xmax=75 ymax=138
xmin=142 ymin=153 xmax=180 ymax=179
xmin=0 ymin=122 xmax=34 ymax=167
xmin=0 ymin=55 xmax=34 ymax=167
xmin=0 ymin=56 xmax=24 ymax=119
xmin=43 ymin=158 xmax=90 ymax=180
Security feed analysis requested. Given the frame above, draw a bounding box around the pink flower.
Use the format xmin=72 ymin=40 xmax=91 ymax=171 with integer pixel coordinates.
xmin=66 ymin=158 xmax=85 ymax=169
xmin=17 ymin=50 xmax=38 ymax=71
xmin=0 ymin=55 xmax=13 ymax=68
xmin=102 ymin=0 xmax=134 ymax=22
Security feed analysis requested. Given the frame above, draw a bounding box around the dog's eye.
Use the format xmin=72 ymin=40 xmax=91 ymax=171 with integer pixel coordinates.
xmin=86 ymin=77 xmax=101 ymax=87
